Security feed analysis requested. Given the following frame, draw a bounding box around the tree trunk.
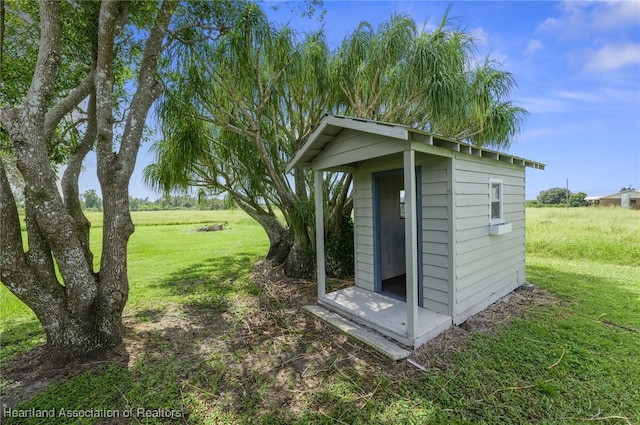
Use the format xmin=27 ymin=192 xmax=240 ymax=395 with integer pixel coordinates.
xmin=1 ymin=160 xmax=118 ymax=365
xmin=260 ymin=216 xmax=292 ymax=264
xmin=284 ymin=239 xmax=315 ymax=278
xmin=0 ymin=0 xmax=177 ymax=366
xmin=233 ymin=198 xmax=292 ymax=265
xmin=231 ymin=193 xmax=315 ymax=277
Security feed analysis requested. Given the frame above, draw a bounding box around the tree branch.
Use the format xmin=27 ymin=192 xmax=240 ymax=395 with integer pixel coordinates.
xmin=117 ymin=0 xmax=178 ymax=180
xmin=61 ymin=90 xmax=96 ymax=267
xmin=94 ymin=0 xmax=118 ymax=165
xmin=0 ymin=0 xmax=5 ymax=88
xmin=45 ymin=70 xmax=94 ymax=139
xmin=24 ymin=197 xmax=58 ymax=284
xmin=0 ymin=159 xmax=25 ymax=272
xmin=23 ymin=0 xmax=61 ymax=118
xmin=0 ymin=159 xmax=64 ymax=314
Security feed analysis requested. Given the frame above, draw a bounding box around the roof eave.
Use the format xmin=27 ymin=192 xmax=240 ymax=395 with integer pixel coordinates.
xmin=287 ymin=115 xmax=545 ymax=172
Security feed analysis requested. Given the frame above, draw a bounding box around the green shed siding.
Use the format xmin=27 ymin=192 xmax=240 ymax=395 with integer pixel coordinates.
xmin=353 ymin=167 xmax=375 ymax=292
xmin=312 ymin=129 xmax=405 ymax=170
xmin=417 ymin=156 xmax=450 ymax=315
xmin=452 ymin=154 xmax=526 ymax=324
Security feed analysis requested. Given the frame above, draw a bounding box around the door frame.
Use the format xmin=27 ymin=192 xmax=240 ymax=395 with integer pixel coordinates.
xmin=372 ymin=167 xmax=423 ymax=306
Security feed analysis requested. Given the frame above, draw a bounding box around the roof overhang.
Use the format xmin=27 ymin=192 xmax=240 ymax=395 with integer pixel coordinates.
xmin=597 ymin=190 xmax=640 ymax=199
xmin=286 ymin=114 xmax=545 ymax=172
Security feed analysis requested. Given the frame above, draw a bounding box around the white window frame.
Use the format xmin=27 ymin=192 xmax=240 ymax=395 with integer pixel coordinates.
xmin=489 ymin=178 xmax=504 ymax=225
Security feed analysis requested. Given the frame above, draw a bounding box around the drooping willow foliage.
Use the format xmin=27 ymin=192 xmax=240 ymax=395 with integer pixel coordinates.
xmin=146 ymin=2 xmax=527 ymax=277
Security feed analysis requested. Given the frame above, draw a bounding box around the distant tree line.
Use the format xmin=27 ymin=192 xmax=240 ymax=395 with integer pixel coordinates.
xmin=527 ymin=187 xmax=588 ymax=207
xmin=80 ymin=190 xmax=228 ymax=212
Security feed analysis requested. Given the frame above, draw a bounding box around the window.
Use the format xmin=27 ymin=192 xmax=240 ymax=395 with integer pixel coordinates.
xmin=490 ymin=179 xmax=503 ymax=224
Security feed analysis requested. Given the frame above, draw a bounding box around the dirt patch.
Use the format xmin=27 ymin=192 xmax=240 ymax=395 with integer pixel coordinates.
xmin=195 ymin=223 xmax=227 ymax=232
xmin=1 ymin=260 xmax=557 ymax=416
xmin=1 ymin=345 xmax=130 ymax=410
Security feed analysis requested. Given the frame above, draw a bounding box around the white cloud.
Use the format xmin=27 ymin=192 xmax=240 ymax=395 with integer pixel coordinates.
xmin=518 ymin=83 xmax=638 ymax=115
xmin=519 ymin=127 xmax=556 ymax=141
xmin=556 ymin=90 xmax=600 ymax=102
xmin=585 ymin=43 xmax=640 ymax=71
xmin=536 ymin=5 xmax=588 ymax=39
xmin=470 ymin=26 xmax=489 ymax=45
xmin=526 ymin=39 xmax=544 ymax=55
xmin=590 ymin=0 xmax=640 ymax=30
xmin=517 ymin=96 xmax=568 ymax=114
xmin=536 ymin=0 xmax=640 ymax=38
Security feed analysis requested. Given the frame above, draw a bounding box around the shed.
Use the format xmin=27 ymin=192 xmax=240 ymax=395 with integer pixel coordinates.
xmin=586 ymin=190 xmax=640 ymax=209
xmin=287 ymin=115 xmax=544 ymax=352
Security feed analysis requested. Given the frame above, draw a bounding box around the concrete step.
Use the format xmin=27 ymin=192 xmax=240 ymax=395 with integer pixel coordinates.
xmin=303 ymin=305 xmax=411 ymax=361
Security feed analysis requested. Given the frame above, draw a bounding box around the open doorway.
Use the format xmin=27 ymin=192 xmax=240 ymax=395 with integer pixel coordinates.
xmin=373 ymin=169 xmax=423 ymax=304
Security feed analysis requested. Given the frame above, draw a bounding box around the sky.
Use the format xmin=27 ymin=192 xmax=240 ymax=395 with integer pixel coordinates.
xmin=80 ymin=0 xmax=640 ymax=201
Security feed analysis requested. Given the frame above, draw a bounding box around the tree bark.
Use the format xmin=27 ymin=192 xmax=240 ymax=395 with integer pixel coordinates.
xmin=232 ymin=196 xmax=292 ymax=264
xmin=93 ymin=0 xmax=177 ymax=351
xmin=284 ymin=240 xmax=315 ymax=278
xmin=61 ymin=91 xmax=97 ymax=268
xmin=0 ymin=0 xmax=177 ymax=366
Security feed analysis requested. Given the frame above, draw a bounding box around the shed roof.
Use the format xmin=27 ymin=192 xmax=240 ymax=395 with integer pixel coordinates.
xmin=587 ymin=190 xmax=640 ymax=200
xmin=286 ymin=115 xmax=545 ymax=172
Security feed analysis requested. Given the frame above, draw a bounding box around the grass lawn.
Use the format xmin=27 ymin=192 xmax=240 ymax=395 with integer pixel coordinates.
xmin=1 ymin=207 xmax=639 ymax=424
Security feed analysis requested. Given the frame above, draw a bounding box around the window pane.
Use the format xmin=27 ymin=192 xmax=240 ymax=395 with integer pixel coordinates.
xmin=491 ymin=201 xmax=501 ymax=219
xmin=491 ymin=183 xmax=501 ymax=200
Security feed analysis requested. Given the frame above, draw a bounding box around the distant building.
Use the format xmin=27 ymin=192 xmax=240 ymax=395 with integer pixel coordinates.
xmin=585 ymin=190 xmax=640 ymax=209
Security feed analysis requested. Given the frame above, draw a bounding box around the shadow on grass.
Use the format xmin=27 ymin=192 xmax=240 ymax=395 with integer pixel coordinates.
xmin=150 ymin=252 xmax=262 ymax=312
xmin=104 ymin=256 xmax=393 ymax=424
xmin=6 ymin=256 xmax=639 ymax=424
xmin=527 ymin=262 xmax=640 ymax=329
xmin=0 ymin=319 xmax=44 ymax=364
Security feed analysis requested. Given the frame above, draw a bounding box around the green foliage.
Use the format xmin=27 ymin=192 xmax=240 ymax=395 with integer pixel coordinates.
xmin=0 ymin=1 xmax=93 ymax=106
xmin=537 ymin=186 xmax=570 ymax=205
xmin=0 ymin=0 xmax=97 ymax=167
xmin=81 ymin=189 xmax=102 ymax=211
xmin=325 ymin=213 xmax=354 ymax=277
xmin=330 ymin=11 xmax=527 ymax=148
xmin=569 ymin=191 xmax=588 ymax=207
xmin=148 ymin=2 xmax=527 ymax=278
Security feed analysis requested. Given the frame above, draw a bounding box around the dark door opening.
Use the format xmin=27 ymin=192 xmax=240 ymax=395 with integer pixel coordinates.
xmin=375 ymin=172 xmax=406 ymax=299
xmin=373 ymin=168 xmax=423 ymax=305
xmin=382 ymin=273 xmax=407 ymax=299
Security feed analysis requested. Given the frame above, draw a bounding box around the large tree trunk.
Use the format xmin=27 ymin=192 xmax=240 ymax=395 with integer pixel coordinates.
xmin=0 ymin=0 xmax=177 ymax=366
xmin=284 ymin=239 xmax=315 ymax=278
xmin=231 ymin=191 xmax=315 ymax=277
xmin=284 ymin=169 xmax=316 ymax=278
xmin=258 ymin=214 xmax=292 ymax=264
xmin=1 ymin=150 xmax=110 ymax=365
xmin=232 ymin=197 xmax=292 ymax=264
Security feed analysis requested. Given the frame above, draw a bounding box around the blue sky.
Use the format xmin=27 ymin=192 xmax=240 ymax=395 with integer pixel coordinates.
xmin=81 ymin=0 xmax=640 ymax=200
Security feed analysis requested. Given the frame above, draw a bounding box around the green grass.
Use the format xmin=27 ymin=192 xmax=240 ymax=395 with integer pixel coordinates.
xmin=0 ymin=210 xmax=268 ymax=362
xmin=2 ymin=207 xmax=639 ymax=424
xmin=14 ymin=209 xmax=249 ymax=231
xmin=526 ymin=207 xmax=640 ymax=266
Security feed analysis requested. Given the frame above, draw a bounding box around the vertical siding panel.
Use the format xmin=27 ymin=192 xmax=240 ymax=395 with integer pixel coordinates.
xmin=418 ymin=155 xmax=451 ymax=315
xmin=353 ymin=168 xmax=375 ymax=291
